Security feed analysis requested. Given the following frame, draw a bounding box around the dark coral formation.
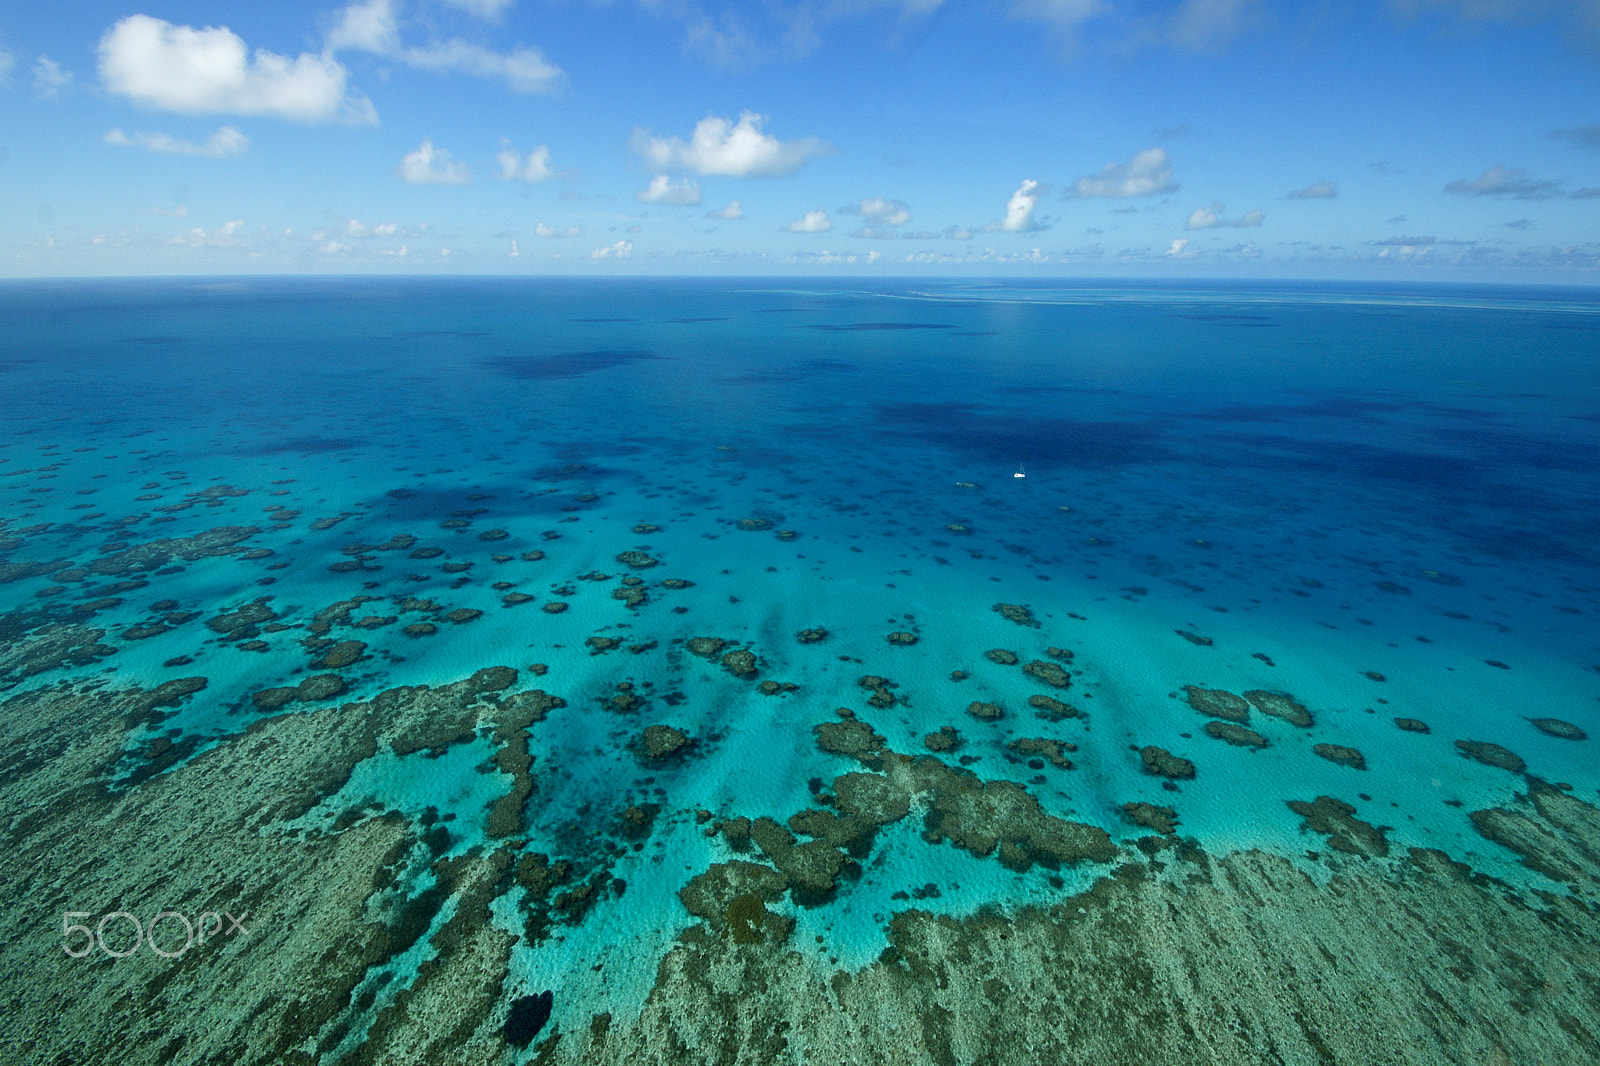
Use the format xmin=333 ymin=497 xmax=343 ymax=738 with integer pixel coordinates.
xmin=1469 ymin=779 xmax=1600 ymax=886
xmin=1244 ymin=689 xmax=1314 ymax=728
xmin=1007 ymin=737 xmax=1075 ymax=770
xmin=678 ymin=861 xmax=792 ymax=945
xmin=312 ymin=639 xmax=367 ymax=669
xmin=992 ymin=603 xmax=1040 ymax=627
xmin=966 ymin=701 xmax=1004 ymax=721
xmin=1022 ymin=659 xmax=1070 ymax=688
xmin=1530 ymin=718 xmax=1587 ymax=741
xmin=616 ymin=551 xmax=658 ymax=569
xmin=1028 ymin=695 xmax=1077 ymax=721
xmin=1183 ymin=685 xmax=1250 ymax=723
xmin=1141 ymin=746 xmax=1195 ymax=779
xmin=1455 ymin=739 xmax=1526 ymax=773
xmin=984 ymin=648 xmax=1019 ymax=666
xmin=797 ymin=627 xmax=828 ymax=644
xmin=857 ymin=675 xmax=898 ymax=709
xmin=1205 ymin=721 xmax=1268 ymax=749
xmin=687 ymin=636 xmax=725 ymax=658
xmin=486 ymin=686 xmax=562 ymax=837
xmin=1123 ymin=802 xmax=1179 ymax=835
xmin=886 ymin=631 xmax=918 ymax=646
xmin=1313 ymin=743 xmax=1367 ymax=770
xmin=924 ymin=775 xmax=1116 ymax=871
xmin=1395 ymin=717 xmax=1430 ymax=733
xmin=922 ymin=726 xmax=960 ymax=752
xmin=721 ymin=648 xmax=758 ymax=678
xmin=1287 ymin=796 xmax=1389 ymax=857
xmin=638 ymin=725 xmax=691 ymax=760
xmin=814 ymin=718 xmax=888 ymax=762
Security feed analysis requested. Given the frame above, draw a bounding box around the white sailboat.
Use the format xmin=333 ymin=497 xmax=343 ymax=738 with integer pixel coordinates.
xmin=1014 ymin=464 xmax=1026 ymax=479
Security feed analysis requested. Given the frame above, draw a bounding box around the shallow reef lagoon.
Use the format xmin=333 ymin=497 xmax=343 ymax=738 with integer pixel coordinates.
xmin=1 ymin=275 xmax=1598 ymax=1065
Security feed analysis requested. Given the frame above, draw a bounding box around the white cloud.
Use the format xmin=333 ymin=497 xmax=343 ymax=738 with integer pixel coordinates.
xmin=1288 ymin=180 xmax=1338 ymax=199
xmin=402 ymin=40 xmax=563 ymax=94
xmin=985 ymin=178 xmax=1049 ymax=232
xmin=0 ymin=48 xmax=15 ymax=88
xmin=98 ymin=15 xmax=375 ymax=123
xmin=1010 ymin=0 xmax=1111 ymax=35
xmin=592 ymin=239 xmax=633 ymax=258
xmin=324 ymin=1 xmax=563 ymax=92
xmin=171 ymin=219 xmax=245 ymax=248
xmin=1069 ymin=148 xmax=1177 ymax=198
xmin=104 ymin=125 xmax=250 ymax=158
xmin=534 ymin=222 xmax=581 ymax=237
xmin=634 ymin=111 xmax=828 ymax=177
xmin=1167 ymin=0 xmax=1259 ymax=51
xmin=1444 ymin=165 xmax=1562 ymax=199
xmin=439 ymin=0 xmax=516 ymax=19
xmin=636 ymin=174 xmax=703 ymax=205
xmin=782 ymin=209 xmax=833 ymax=233
xmin=32 ymin=57 xmax=72 ymax=98
xmin=497 ymin=141 xmax=555 ymax=182
xmin=706 ymin=201 xmax=743 ymax=219
xmin=327 ymin=0 xmax=399 ymax=53
xmin=398 ymin=139 xmax=470 ymax=184
xmin=508 ymin=239 xmax=520 ymax=258
xmin=1185 ymin=201 xmax=1263 ymax=228
xmin=840 ymin=196 xmax=911 ymax=226
xmin=1165 ymin=237 xmax=1198 ymax=258
xmin=343 ymin=219 xmax=398 ymax=237
xmin=150 ymin=204 xmax=190 ymax=217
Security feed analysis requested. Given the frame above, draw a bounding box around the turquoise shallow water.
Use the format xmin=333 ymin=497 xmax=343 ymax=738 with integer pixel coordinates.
xmin=2 ymin=276 xmax=1598 ymax=1062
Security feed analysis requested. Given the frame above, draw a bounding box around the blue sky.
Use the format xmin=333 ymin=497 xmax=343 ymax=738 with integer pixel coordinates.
xmin=2 ymin=0 xmax=1598 ymax=279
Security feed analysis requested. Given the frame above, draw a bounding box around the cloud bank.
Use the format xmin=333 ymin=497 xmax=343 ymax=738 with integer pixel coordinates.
xmin=1069 ymin=148 xmax=1177 ymax=198
xmin=635 ymin=111 xmax=828 ymax=177
xmin=99 ymin=15 xmax=375 ymax=123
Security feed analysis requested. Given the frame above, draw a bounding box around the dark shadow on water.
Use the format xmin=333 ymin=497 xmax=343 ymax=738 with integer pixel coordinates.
xmin=724 ymin=372 xmax=804 ymax=384
xmin=483 ymin=351 xmax=660 ymax=380
xmin=247 ymin=436 xmax=365 ymax=455
xmin=997 ymin=385 xmax=1123 ymax=396
xmin=874 ymin=402 xmax=1175 ymax=469
xmin=810 ymin=322 xmax=954 ymax=332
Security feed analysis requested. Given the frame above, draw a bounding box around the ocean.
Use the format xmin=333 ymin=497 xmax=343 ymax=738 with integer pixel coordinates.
xmin=1 ymin=275 xmax=1597 ymax=1064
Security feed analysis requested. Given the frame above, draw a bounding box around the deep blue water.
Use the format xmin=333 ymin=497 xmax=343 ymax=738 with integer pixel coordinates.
xmin=2 ymin=276 xmax=1597 ymax=1059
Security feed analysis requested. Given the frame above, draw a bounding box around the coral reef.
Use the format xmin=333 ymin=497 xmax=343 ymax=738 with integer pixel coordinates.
xmin=1183 ymin=685 xmax=1250 ymax=723
xmin=1205 ymin=721 xmax=1268 ymax=749
xmin=1141 ymin=746 xmax=1196 ymax=779
xmin=1313 ymin=743 xmax=1367 ymax=770
xmin=1022 ymin=659 xmax=1070 ymax=688
xmin=992 ymin=603 xmax=1039 ymax=627
xmin=1028 ymin=695 xmax=1077 ymax=721
xmin=1122 ymin=802 xmax=1179 ymax=835
xmin=1455 ymin=740 xmax=1526 ymax=773
xmin=1244 ymin=689 xmax=1314 ymax=727
xmin=1530 ymin=718 xmax=1587 ymax=741
xmin=1287 ymin=796 xmax=1389 ymax=857
xmin=638 ymin=725 xmax=691 ymax=760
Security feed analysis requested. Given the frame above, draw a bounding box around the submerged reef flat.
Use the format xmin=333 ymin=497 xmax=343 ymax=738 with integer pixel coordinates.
xmin=6 ymin=280 xmax=1600 ymax=1066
